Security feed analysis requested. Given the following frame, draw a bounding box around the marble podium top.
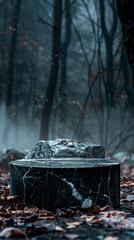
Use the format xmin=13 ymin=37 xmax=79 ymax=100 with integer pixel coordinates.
xmin=10 ymin=158 xmax=120 ymax=168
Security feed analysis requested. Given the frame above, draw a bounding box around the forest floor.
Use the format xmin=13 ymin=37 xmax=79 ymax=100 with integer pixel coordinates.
xmin=0 ymin=156 xmax=134 ymax=239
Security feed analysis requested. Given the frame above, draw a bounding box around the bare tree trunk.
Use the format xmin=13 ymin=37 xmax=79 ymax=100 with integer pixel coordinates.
xmin=6 ymin=0 xmax=21 ymax=117
xmin=3 ymin=0 xmax=21 ymax=145
xmin=0 ymin=5 xmax=6 ymax=102
xmin=122 ymin=49 xmax=134 ymax=105
xmin=59 ymin=0 xmax=71 ymax=138
xmin=116 ymin=0 xmax=134 ymax=75
xmin=116 ymin=0 xmax=134 ymax=105
xmin=100 ymin=0 xmax=118 ymax=106
xmin=40 ymin=0 xmax=62 ymax=140
xmin=100 ymin=0 xmax=118 ymax=148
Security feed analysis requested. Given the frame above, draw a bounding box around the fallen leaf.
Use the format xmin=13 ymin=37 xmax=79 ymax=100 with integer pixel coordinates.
xmin=56 ymin=226 xmax=64 ymax=232
xmin=56 ymin=208 xmax=78 ymax=217
xmin=23 ymin=207 xmax=39 ymax=216
xmin=7 ymin=195 xmax=18 ymax=201
xmin=35 ymin=223 xmax=64 ymax=233
xmin=38 ymin=216 xmax=54 ymax=220
xmin=39 ymin=209 xmax=52 ymax=216
xmin=86 ymin=215 xmax=97 ymax=222
xmin=127 ymin=181 xmax=134 ymax=186
xmin=100 ymin=205 xmax=113 ymax=212
xmin=66 ymin=222 xmax=82 ymax=226
xmin=64 ymin=233 xmax=79 ymax=239
xmin=11 ymin=210 xmax=23 ymax=216
xmin=89 ymin=205 xmax=101 ymax=214
xmin=10 ymin=154 xmax=15 ymax=160
xmin=66 ymin=225 xmax=76 ymax=229
xmin=0 ymin=227 xmax=27 ymax=238
xmin=126 ymin=195 xmax=134 ymax=202
xmin=26 ymin=225 xmax=35 ymax=236
xmin=104 ymin=237 xmax=119 ymax=240
xmin=25 ymin=214 xmax=38 ymax=223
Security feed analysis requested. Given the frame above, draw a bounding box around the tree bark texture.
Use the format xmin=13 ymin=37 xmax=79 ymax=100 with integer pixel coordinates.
xmin=40 ymin=0 xmax=62 ymax=140
xmin=6 ymin=0 xmax=21 ymax=116
xmin=116 ymin=0 xmax=134 ymax=76
xmin=59 ymin=0 xmax=71 ymax=138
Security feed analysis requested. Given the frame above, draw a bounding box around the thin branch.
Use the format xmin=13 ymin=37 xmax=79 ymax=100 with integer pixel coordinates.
xmin=111 ymin=133 xmax=134 ymax=154
xmin=38 ymin=1 xmax=52 ymax=21
xmin=79 ymin=13 xmax=101 ymax=28
xmin=62 ymin=0 xmax=78 ymax=13
xmin=73 ymin=38 xmax=122 ymax=138
xmin=38 ymin=17 xmax=54 ymax=29
xmin=71 ymin=19 xmax=90 ymax=66
xmin=42 ymin=0 xmax=54 ymax=8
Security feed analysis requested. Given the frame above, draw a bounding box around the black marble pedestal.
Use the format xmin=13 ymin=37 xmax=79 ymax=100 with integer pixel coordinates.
xmin=10 ymin=158 xmax=120 ymax=210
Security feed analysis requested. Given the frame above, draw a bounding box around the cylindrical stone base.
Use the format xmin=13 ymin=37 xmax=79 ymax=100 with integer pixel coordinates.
xmin=10 ymin=158 xmax=120 ymax=210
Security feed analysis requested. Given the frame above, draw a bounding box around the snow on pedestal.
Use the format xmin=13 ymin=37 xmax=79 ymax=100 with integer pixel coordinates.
xmin=24 ymin=139 xmax=105 ymax=159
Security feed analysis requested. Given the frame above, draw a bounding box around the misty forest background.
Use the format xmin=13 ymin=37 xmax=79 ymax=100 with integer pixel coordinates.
xmin=0 ymin=0 xmax=134 ymax=154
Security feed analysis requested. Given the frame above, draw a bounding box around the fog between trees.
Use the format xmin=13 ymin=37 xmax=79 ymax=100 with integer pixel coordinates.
xmin=0 ymin=0 xmax=134 ymax=153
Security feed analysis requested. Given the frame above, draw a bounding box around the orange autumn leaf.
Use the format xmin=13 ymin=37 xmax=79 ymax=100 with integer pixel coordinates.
xmin=33 ymin=41 xmax=38 ymax=46
xmin=24 ymin=41 xmax=27 ymax=46
xmin=10 ymin=154 xmax=15 ymax=160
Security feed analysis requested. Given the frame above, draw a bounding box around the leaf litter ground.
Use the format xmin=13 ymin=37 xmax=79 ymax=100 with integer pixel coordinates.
xmin=0 ymin=162 xmax=134 ymax=239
